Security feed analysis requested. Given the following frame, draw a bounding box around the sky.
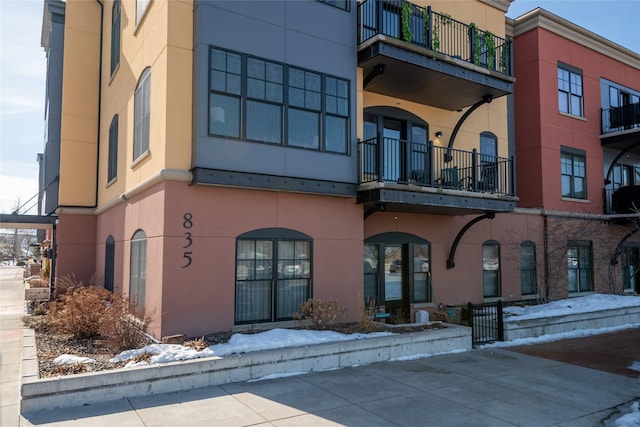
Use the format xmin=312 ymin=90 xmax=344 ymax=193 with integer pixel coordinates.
xmin=55 ymin=293 xmax=640 ymax=425
xmin=1 ymin=1 xmax=639 ymax=216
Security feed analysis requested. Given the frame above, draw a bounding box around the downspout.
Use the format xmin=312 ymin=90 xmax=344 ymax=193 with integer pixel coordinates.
xmin=56 ymin=0 xmax=103 ymax=210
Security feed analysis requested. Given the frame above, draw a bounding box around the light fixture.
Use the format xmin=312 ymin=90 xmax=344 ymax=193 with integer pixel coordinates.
xmin=435 ymin=131 xmax=443 ymax=138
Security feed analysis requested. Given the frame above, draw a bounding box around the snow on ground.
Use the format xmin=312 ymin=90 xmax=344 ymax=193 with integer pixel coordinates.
xmin=110 ymin=328 xmax=394 ymax=367
xmin=503 ymin=293 xmax=640 ymax=321
xmin=608 ymin=402 xmax=640 ymax=427
xmin=53 ymin=354 xmax=96 ymax=365
xmin=95 ymin=294 xmax=639 ymax=369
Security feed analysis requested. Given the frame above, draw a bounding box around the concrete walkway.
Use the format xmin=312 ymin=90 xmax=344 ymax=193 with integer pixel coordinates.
xmin=1 ymin=267 xmax=24 ymax=427
xmin=2 ymin=266 xmax=639 ymax=426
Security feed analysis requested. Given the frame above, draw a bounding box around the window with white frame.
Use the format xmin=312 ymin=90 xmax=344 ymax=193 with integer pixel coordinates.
xmin=134 ymin=68 xmax=151 ymax=161
xmin=130 ymin=230 xmax=147 ymax=308
xmin=136 ymin=0 xmax=151 ymax=25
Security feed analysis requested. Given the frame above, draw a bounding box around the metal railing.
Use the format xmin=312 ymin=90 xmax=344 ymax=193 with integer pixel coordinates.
xmin=604 ymin=186 xmax=640 ymax=215
xmin=468 ymin=299 xmax=538 ymax=346
xmin=601 ymin=102 xmax=640 ymax=134
xmin=359 ymin=136 xmax=515 ymax=196
xmin=357 ymin=0 xmax=513 ymax=76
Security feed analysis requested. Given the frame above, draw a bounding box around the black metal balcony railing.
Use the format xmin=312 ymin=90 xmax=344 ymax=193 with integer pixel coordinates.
xmin=357 ymin=0 xmax=513 ymax=76
xmin=604 ymin=186 xmax=640 ymax=215
xmin=601 ymin=102 xmax=640 ymax=134
xmin=359 ymin=137 xmax=515 ymax=197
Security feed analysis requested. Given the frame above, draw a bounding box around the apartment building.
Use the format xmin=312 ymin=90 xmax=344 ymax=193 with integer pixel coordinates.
xmin=39 ymin=0 xmax=637 ymax=339
xmin=509 ymin=8 xmax=640 ymax=300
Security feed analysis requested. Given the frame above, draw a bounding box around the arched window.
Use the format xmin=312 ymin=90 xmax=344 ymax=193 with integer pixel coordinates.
xmin=235 ymin=228 xmax=312 ymax=324
xmin=130 ymin=230 xmax=147 ymax=308
xmin=482 ymin=240 xmax=501 ymax=298
xmin=134 ymin=68 xmax=151 ymax=160
xmin=105 ymin=235 xmax=115 ymax=292
xmin=520 ymin=241 xmax=536 ymax=296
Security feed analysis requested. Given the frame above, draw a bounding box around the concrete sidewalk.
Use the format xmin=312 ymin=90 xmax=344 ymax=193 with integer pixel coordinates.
xmin=1 ymin=267 xmax=25 ymax=427
xmin=2 ymin=266 xmax=638 ymax=426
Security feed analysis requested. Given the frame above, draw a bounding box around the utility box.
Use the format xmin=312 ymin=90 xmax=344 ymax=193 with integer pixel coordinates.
xmin=415 ymin=310 xmax=429 ymax=324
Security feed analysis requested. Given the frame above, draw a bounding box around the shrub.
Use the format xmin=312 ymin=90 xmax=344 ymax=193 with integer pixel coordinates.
xmin=54 ymin=273 xmax=101 ymax=297
xmin=293 ymin=298 xmax=347 ymax=330
xmin=44 ymin=275 xmax=152 ymax=351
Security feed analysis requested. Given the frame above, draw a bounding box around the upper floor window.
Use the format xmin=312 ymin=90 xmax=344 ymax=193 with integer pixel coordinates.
xmin=134 ymin=68 xmax=151 ymax=161
xmin=560 ymin=146 xmax=586 ymax=199
xmin=136 ymin=0 xmax=151 ymax=25
xmin=110 ymin=0 xmax=121 ymax=75
xmin=315 ymin=0 xmax=349 ymax=11
xmin=567 ymin=241 xmax=592 ymax=293
xmin=558 ymin=63 xmax=583 ymax=117
xmin=108 ymin=115 xmax=118 ymax=183
xmin=482 ymin=240 xmax=501 ymax=298
xmin=209 ymin=47 xmax=350 ymax=154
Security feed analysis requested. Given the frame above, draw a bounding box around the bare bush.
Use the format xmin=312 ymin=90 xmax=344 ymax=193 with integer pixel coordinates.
xmin=293 ymin=298 xmax=347 ymax=329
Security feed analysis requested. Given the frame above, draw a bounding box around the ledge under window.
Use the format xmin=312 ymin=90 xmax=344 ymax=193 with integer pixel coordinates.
xmin=130 ymin=149 xmax=150 ymax=169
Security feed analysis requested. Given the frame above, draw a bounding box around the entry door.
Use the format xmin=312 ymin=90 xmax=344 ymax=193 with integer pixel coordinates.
xmin=383 ymin=118 xmax=403 ymax=182
xmin=384 ymin=244 xmax=409 ymax=315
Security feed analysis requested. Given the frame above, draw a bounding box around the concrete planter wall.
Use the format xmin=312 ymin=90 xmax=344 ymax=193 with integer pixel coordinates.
xmin=21 ymin=323 xmax=471 ymax=413
xmin=503 ymin=305 xmax=640 ymax=341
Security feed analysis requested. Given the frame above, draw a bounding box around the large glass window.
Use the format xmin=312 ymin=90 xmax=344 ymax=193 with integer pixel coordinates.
xmin=235 ymin=229 xmax=312 ymax=324
xmin=561 ymin=147 xmax=586 ymax=199
xmin=558 ymin=64 xmax=583 ymax=117
xmin=567 ymin=242 xmax=592 ymax=293
xmin=110 ymin=0 xmax=121 ymax=75
xmin=108 ymin=115 xmax=118 ymax=183
xmin=130 ymin=230 xmax=147 ymax=308
xmin=134 ymin=68 xmax=151 ymax=161
xmin=209 ymin=47 xmax=350 ymax=153
xmin=483 ymin=240 xmax=501 ymax=298
xmin=520 ymin=241 xmax=536 ymax=296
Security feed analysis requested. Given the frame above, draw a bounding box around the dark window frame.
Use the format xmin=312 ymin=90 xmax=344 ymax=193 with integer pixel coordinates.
xmin=235 ymin=228 xmax=313 ymax=325
xmin=110 ymin=0 xmax=121 ymax=76
xmin=519 ymin=241 xmax=536 ymax=296
xmin=482 ymin=240 xmax=501 ymax=298
xmin=108 ymin=115 xmax=118 ymax=183
xmin=105 ymin=235 xmax=115 ymax=293
xmin=208 ymin=46 xmax=351 ymax=155
xmin=560 ymin=146 xmax=586 ymax=199
xmin=567 ymin=241 xmax=593 ymax=293
xmin=558 ymin=62 xmax=584 ymax=117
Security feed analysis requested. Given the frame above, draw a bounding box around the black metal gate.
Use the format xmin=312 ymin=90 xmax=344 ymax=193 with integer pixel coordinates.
xmin=468 ymin=301 xmax=504 ymax=346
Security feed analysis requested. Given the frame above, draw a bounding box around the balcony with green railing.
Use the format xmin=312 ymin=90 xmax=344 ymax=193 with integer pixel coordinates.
xmin=357 ymin=0 xmax=514 ymax=111
xmin=357 ymin=136 xmax=517 ymax=215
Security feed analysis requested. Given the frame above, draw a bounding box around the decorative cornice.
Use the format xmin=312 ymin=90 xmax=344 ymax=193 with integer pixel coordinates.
xmin=510 ymin=8 xmax=640 ymax=69
xmin=479 ymin=0 xmax=514 ymax=13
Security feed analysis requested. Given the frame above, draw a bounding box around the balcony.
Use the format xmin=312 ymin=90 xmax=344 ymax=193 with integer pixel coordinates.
xmin=358 ymin=137 xmax=517 ymax=215
xmin=357 ymin=0 xmax=514 ymax=111
xmin=604 ymin=186 xmax=640 ymax=217
xmin=601 ymin=103 xmax=640 ymax=155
